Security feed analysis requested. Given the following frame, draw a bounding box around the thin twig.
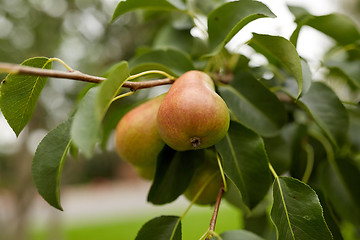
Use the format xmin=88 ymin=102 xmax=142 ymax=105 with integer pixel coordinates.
xmin=0 ymin=62 xmax=174 ymax=90
xmin=205 ymin=182 xmax=225 ymax=240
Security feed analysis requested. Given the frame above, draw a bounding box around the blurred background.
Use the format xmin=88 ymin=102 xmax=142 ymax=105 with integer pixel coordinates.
xmin=0 ymin=0 xmax=359 ymax=239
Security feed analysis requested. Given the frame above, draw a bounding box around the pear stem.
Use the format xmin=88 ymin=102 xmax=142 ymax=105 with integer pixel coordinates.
xmin=205 ymin=181 xmax=224 ymax=240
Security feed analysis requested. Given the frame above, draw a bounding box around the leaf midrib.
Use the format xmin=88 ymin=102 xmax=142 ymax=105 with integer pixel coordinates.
xmin=226 ymin=133 xmax=248 ymax=200
xmin=276 ymin=177 xmax=296 ymax=239
xmin=19 ymin=60 xmax=51 ymax=134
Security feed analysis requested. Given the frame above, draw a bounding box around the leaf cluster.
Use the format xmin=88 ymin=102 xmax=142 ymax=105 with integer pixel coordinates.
xmin=0 ymin=0 xmax=360 ymax=239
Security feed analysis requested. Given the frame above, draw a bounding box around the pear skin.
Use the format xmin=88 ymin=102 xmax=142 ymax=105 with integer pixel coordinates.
xmin=115 ymin=94 xmax=165 ymax=174
xmin=135 ymin=165 xmax=156 ymax=180
xmin=157 ymin=71 xmax=230 ymax=151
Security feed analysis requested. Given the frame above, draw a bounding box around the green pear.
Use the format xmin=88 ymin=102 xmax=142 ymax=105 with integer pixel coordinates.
xmin=115 ymin=94 xmax=165 ymax=179
xmin=185 ymin=149 xmax=222 ymax=205
xmin=135 ymin=165 xmax=156 ymax=180
xmin=157 ymin=70 xmax=230 ymax=151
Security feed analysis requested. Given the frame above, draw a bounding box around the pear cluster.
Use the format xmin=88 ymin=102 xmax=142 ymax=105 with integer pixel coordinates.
xmin=115 ymin=70 xmax=230 ymax=204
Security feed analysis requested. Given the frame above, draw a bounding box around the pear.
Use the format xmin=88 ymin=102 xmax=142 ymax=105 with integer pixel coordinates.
xmin=135 ymin=165 xmax=156 ymax=180
xmin=157 ymin=70 xmax=230 ymax=151
xmin=115 ymin=94 xmax=165 ymax=179
xmin=185 ymin=149 xmax=222 ymax=205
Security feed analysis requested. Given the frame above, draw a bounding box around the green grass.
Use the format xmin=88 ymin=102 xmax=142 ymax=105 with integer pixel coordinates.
xmin=29 ymin=202 xmax=242 ymax=240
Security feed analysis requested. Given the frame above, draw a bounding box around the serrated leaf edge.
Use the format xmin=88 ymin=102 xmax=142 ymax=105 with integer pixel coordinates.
xmin=272 ymin=177 xmax=334 ymax=240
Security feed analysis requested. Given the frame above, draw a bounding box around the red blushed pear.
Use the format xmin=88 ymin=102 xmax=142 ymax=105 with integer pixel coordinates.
xmin=157 ymin=71 xmax=230 ymax=151
xmin=115 ymin=94 xmax=165 ymax=179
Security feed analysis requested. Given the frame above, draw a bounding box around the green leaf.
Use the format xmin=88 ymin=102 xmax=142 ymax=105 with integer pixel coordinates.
xmin=32 ymin=117 xmax=73 ymax=210
xmin=288 ymin=124 xmax=308 ymax=180
xmin=215 ymin=121 xmax=272 ymax=209
xmin=300 ymin=59 xmax=312 ymax=95
xmin=71 ymin=87 xmax=99 ymax=158
xmin=316 ymin=188 xmax=345 ymax=240
xmin=299 ymin=82 xmax=349 ymax=147
xmin=288 ymin=5 xmax=310 ymax=20
xmin=325 ymin=60 xmax=360 ymax=88
xmin=248 ymin=34 xmax=303 ymax=99
xmin=194 ymin=0 xmax=227 ymax=15
xmin=129 ymin=49 xmax=194 ymax=76
xmin=96 ymin=61 xmax=130 ymax=120
xmin=71 ymin=62 xmax=129 ymax=158
xmin=264 ymin=124 xmax=296 ymax=175
xmin=349 ymin=109 xmax=360 ymax=151
xmin=289 ymin=6 xmax=360 ymax=46
xmin=153 ymin=25 xmax=194 ymax=53
xmin=0 ymin=57 xmax=51 ymax=136
xmin=319 ymin=159 xmax=360 ymax=223
xmin=135 ymin=215 xmax=181 ymax=240
xmin=215 ymin=229 xmax=265 ymax=240
xmin=148 ymin=147 xmax=204 ymax=204
xmin=218 ymin=71 xmax=287 ymax=137
xmin=271 ymin=177 xmax=333 ymax=240
xmin=207 ymin=0 xmax=276 ymax=55
xmin=130 ymin=63 xmax=177 ymax=77
xmin=307 ymin=14 xmax=360 ymax=46
xmin=111 ymin=0 xmax=185 ymax=23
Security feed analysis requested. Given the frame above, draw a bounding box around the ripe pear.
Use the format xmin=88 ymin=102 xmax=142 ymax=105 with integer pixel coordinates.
xmin=157 ymin=70 xmax=230 ymax=151
xmin=115 ymin=94 xmax=165 ymax=179
xmin=185 ymin=149 xmax=222 ymax=205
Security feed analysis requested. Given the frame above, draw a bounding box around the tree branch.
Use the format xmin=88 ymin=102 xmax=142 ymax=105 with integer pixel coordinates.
xmin=205 ymin=182 xmax=225 ymax=240
xmin=0 ymin=62 xmax=174 ymax=90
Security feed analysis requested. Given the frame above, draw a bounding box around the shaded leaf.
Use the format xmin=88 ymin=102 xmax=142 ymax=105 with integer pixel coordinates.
xmin=32 ymin=117 xmax=73 ymax=210
xmin=207 ymin=0 xmax=275 ymax=55
xmin=349 ymin=109 xmax=360 ymax=151
xmin=71 ymin=63 xmax=129 ymax=158
xmin=271 ymin=177 xmax=333 ymax=240
xmin=135 ymin=215 xmax=181 ymax=240
xmin=129 ymin=49 xmax=193 ymax=76
xmin=153 ymin=25 xmax=194 ymax=53
xmin=316 ymin=188 xmax=345 ymax=240
xmin=299 ymin=82 xmax=349 ymax=147
xmin=319 ymin=159 xmax=360 ymax=224
xmin=215 ymin=229 xmax=265 ymax=240
xmin=263 ymin=124 xmax=296 ymax=175
xmin=0 ymin=57 xmax=51 ymax=136
xmin=248 ymin=34 xmax=303 ymax=98
xmin=148 ymin=146 xmax=204 ymax=204
xmin=218 ymin=71 xmax=287 ymax=137
xmin=112 ymin=0 xmax=185 ymax=23
xmin=216 ymin=121 xmax=272 ymax=209
xmin=288 ymin=124 xmax=308 ymax=180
